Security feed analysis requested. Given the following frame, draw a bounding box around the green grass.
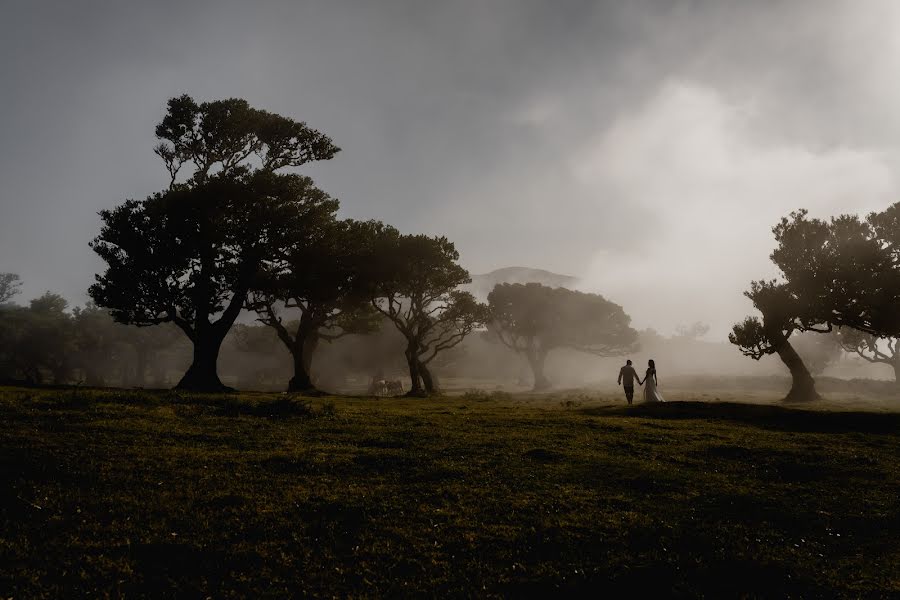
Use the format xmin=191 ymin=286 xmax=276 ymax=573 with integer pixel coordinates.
xmin=0 ymin=386 xmax=898 ymax=597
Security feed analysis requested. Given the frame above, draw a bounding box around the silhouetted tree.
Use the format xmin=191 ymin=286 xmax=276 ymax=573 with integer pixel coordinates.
xmin=90 ymin=95 xmax=339 ymax=391
xmin=0 ymin=273 xmax=21 ymax=304
xmin=730 ymin=281 xmax=819 ymax=402
xmin=730 ymin=206 xmax=900 ymax=401
xmin=487 ymin=283 xmax=639 ymax=390
xmin=249 ymin=219 xmax=383 ymax=393
xmin=369 ymin=232 xmax=487 ymax=396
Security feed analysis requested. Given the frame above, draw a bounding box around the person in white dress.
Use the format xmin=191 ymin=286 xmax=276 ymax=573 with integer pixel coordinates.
xmin=639 ymin=359 xmax=666 ymax=403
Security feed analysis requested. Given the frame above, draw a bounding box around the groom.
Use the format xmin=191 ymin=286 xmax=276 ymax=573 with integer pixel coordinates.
xmin=617 ymin=359 xmax=640 ymax=405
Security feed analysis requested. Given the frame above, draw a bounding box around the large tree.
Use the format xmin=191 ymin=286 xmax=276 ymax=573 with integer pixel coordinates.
xmin=730 ymin=207 xmax=899 ymax=401
xmin=369 ymin=232 xmax=487 ymax=396
xmin=487 ymin=283 xmax=639 ymax=390
xmin=248 ymin=219 xmax=384 ymax=393
xmin=90 ymin=95 xmax=339 ymax=391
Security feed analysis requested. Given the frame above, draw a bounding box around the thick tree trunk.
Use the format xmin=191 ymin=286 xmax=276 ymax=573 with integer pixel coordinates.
xmin=892 ymin=360 xmax=900 ymax=386
xmin=527 ymin=350 xmax=551 ymax=391
xmin=405 ymin=349 xmax=425 ymax=396
xmin=420 ymin=362 xmax=438 ymax=395
xmin=288 ymin=350 xmax=315 ymax=392
xmin=176 ymin=332 xmax=231 ymax=392
xmin=769 ymin=327 xmax=819 ymax=402
xmin=286 ymin=330 xmax=322 ymax=394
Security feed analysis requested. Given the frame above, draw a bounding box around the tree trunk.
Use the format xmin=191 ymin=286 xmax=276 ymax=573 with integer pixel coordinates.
xmin=405 ymin=349 xmax=425 ymax=396
xmin=892 ymin=360 xmax=900 ymax=386
xmin=288 ymin=351 xmax=315 ymax=392
xmin=285 ymin=329 xmax=322 ymax=394
xmin=420 ymin=362 xmax=438 ymax=395
xmin=176 ymin=331 xmax=231 ymax=392
xmin=527 ymin=350 xmax=551 ymax=391
xmin=768 ymin=327 xmax=819 ymax=402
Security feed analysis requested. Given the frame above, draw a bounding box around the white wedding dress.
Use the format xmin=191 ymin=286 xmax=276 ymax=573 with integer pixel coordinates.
xmin=643 ymin=369 xmax=666 ymax=403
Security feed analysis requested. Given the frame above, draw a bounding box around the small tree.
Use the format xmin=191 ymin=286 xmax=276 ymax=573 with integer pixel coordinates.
xmin=487 ymin=283 xmax=639 ymax=390
xmin=0 ymin=273 xmax=21 ymax=304
xmin=248 ymin=219 xmax=384 ymax=393
xmin=369 ymin=232 xmax=487 ymax=396
xmin=90 ymin=95 xmax=339 ymax=391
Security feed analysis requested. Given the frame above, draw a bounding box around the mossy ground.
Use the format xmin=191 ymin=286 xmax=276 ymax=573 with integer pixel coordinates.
xmin=1 ymin=386 xmax=898 ymax=597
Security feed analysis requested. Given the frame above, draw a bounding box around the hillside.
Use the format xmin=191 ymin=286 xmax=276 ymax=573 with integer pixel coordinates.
xmin=466 ymin=266 xmax=579 ymax=300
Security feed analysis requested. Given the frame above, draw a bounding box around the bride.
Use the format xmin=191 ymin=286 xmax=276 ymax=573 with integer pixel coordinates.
xmin=640 ymin=359 xmax=666 ymax=403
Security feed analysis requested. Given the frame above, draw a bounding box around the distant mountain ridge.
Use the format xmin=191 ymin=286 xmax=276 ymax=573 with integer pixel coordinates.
xmin=465 ymin=266 xmax=579 ymax=301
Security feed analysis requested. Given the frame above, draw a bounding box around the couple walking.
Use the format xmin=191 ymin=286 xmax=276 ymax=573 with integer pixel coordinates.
xmin=617 ymin=359 xmax=665 ymax=405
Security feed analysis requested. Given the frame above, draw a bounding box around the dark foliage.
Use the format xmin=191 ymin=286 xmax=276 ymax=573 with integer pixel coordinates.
xmin=488 ymin=283 xmax=638 ymax=390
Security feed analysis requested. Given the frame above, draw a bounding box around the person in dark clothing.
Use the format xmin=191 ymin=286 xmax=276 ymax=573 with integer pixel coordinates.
xmin=617 ymin=359 xmax=641 ymax=405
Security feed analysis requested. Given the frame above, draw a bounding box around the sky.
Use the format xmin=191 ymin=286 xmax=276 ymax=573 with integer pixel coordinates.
xmin=2 ymin=0 xmax=900 ymax=338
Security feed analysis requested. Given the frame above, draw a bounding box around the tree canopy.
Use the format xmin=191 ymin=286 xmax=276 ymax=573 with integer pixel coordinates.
xmin=90 ymin=95 xmax=340 ymax=391
xmin=248 ymin=218 xmax=385 ymax=392
xmin=368 ymin=232 xmax=487 ymax=396
xmin=728 ymin=204 xmax=900 ymax=401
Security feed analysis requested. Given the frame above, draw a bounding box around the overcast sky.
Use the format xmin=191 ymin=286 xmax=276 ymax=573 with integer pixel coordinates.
xmin=2 ymin=0 xmax=899 ymax=337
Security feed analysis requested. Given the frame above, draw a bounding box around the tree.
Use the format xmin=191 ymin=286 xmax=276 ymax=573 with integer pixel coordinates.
xmin=837 ymin=328 xmax=900 ymax=385
xmin=730 ymin=206 xmax=900 ymax=402
xmin=675 ymin=321 xmax=710 ymax=340
xmin=487 ymin=283 xmax=639 ymax=391
xmin=90 ymin=95 xmax=339 ymax=391
xmin=0 ymin=273 xmax=21 ymax=304
xmin=730 ymin=281 xmax=820 ymax=402
xmin=249 ymin=219 xmax=383 ymax=393
xmin=369 ymin=232 xmax=487 ymax=396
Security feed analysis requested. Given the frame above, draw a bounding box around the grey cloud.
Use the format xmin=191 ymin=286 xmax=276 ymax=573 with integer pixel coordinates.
xmin=1 ymin=0 xmax=897 ymax=338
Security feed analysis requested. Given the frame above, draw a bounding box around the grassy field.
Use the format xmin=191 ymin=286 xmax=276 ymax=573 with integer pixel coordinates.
xmin=0 ymin=386 xmax=898 ymax=597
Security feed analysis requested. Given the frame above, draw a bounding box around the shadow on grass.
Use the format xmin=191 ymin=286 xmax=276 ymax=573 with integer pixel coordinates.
xmin=583 ymin=401 xmax=900 ymax=434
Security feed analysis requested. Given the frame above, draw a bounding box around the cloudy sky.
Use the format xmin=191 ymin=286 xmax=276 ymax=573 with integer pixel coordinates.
xmin=2 ymin=0 xmax=899 ymax=337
